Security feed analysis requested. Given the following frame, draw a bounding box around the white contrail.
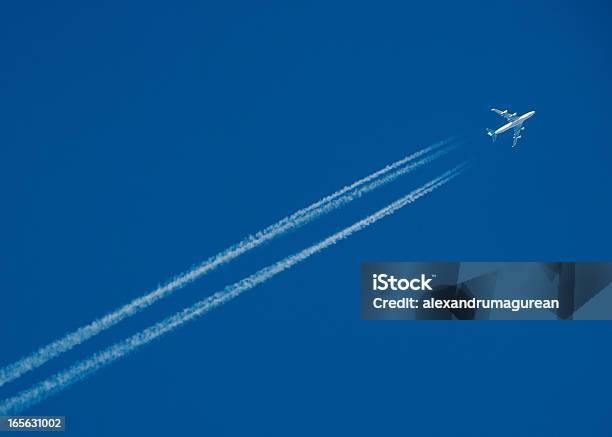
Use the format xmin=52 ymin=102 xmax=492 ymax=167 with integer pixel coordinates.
xmin=0 ymin=163 xmax=467 ymax=415
xmin=0 ymin=138 xmax=457 ymax=388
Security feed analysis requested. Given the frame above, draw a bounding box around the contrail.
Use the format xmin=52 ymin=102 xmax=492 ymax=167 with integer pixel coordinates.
xmin=0 ymin=163 xmax=468 ymax=415
xmin=0 ymin=138 xmax=457 ymax=388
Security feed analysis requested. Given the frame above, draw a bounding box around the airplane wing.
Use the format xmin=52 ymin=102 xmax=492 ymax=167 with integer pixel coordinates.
xmin=491 ymin=108 xmax=518 ymax=122
xmin=512 ymin=123 xmax=524 ymax=147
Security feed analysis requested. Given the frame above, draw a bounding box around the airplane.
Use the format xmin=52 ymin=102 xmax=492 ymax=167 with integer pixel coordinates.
xmin=486 ymin=108 xmax=535 ymax=147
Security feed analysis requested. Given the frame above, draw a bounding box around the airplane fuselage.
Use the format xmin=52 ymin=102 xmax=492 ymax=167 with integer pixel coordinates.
xmin=494 ymin=111 xmax=535 ymax=135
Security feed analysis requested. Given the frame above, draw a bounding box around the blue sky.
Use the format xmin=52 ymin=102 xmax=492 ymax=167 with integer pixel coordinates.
xmin=1 ymin=1 xmax=611 ymax=435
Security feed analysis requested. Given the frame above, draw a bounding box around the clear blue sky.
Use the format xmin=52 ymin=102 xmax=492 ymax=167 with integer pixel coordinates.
xmin=1 ymin=1 xmax=611 ymax=435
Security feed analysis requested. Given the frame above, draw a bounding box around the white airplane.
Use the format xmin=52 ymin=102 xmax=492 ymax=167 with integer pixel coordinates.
xmin=486 ymin=108 xmax=535 ymax=147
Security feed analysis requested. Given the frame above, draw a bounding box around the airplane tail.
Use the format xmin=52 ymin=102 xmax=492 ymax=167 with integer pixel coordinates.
xmin=486 ymin=128 xmax=497 ymax=142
